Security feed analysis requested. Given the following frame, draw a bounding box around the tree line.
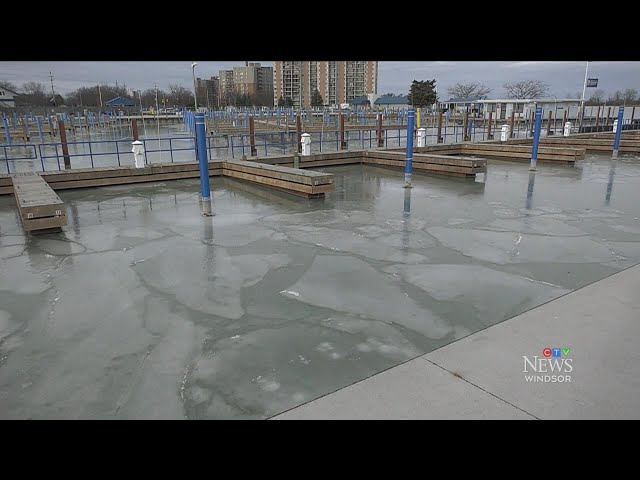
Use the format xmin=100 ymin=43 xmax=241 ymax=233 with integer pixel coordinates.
xmin=402 ymin=79 xmax=639 ymax=108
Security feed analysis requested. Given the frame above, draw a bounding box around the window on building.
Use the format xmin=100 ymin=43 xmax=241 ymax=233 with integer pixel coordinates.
xmin=486 ymin=103 xmax=496 ymax=113
xmin=514 ymin=103 xmax=524 ymax=113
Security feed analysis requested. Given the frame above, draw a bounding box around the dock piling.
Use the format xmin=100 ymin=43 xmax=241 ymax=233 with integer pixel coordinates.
xmin=530 ymin=106 xmax=543 ymax=171
xmin=195 ymin=112 xmax=213 ymax=216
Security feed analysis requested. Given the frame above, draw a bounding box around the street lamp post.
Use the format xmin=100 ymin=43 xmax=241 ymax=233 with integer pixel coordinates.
xmin=191 ymin=61 xmax=199 ymax=111
xmin=553 ymin=95 xmax=558 ymax=133
xmin=579 ymin=61 xmax=589 ymax=131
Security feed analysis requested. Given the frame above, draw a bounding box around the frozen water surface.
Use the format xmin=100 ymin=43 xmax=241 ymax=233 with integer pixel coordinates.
xmin=1 ymin=155 xmax=639 ymax=418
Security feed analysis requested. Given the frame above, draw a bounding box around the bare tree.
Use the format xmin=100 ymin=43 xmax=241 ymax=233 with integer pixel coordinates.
xmin=503 ymin=80 xmax=549 ymax=99
xmin=587 ymin=89 xmax=605 ymax=105
xmin=607 ymin=90 xmax=623 ymax=104
xmin=623 ymin=88 xmax=638 ymax=104
xmin=19 ymin=81 xmax=48 ymax=106
xmin=0 ymin=80 xmax=18 ymax=92
xmin=168 ymin=84 xmax=194 ymax=107
xmin=447 ymin=82 xmax=492 ymax=99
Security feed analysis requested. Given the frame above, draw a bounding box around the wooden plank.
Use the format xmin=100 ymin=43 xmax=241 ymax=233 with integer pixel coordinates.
xmin=363 ymin=158 xmax=480 ymax=175
xmin=222 ymin=169 xmax=315 ymax=194
xmin=364 ymin=160 xmax=475 ymax=177
xmin=47 ymin=169 xmax=222 ymax=190
xmin=0 ymin=186 xmax=13 ymax=195
xmin=367 ymin=151 xmax=485 ymax=168
xmin=21 ymin=215 xmax=67 ymax=232
xmin=223 ymin=160 xmax=334 ymax=185
xmin=461 ymin=143 xmax=583 ymax=157
xmin=296 ymin=158 xmax=363 ymax=168
xmin=12 ymin=173 xmax=66 ymax=219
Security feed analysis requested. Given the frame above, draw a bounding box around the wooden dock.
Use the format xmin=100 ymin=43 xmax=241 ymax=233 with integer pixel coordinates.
xmin=497 ymin=132 xmax=640 ymax=155
xmin=460 ymin=143 xmax=584 ymax=165
xmin=11 ymin=172 xmax=67 ymax=233
xmin=222 ymin=160 xmax=334 ymax=198
xmin=364 ymin=151 xmax=486 ymax=177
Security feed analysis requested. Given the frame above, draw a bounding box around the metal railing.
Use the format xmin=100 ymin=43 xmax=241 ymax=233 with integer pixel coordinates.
xmin=3 ymin=119 xmax=640 ymax=175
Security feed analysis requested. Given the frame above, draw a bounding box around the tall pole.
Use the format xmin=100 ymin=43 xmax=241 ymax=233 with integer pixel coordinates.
xmin=404 ymin=107 xmax=415 ymax=188
xmin=530 ymin=105 xmax=543 ymax=171
xmin=155 ymin=83 xmax=161 ymax=162
xmin=195 ymin=112 xmax=213 ymax=216
xmin=613 ymin=106 xmax=624 ymax=158
xmin=138 ymin=90 xmax=147 ymax=139
xmin=191 ymin=62 xmax=199 ymax=111
xmin=98 ymin=84 xmax=103 ymax=108
xmin=579 ymin=61 xmax=589 ymax=131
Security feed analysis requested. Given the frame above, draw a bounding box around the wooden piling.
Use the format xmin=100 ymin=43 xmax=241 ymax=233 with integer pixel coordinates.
xmin=509 ymin=111 xmax=515 ymax=139
xmin=249 ymin=116 xmax=257 ymax=156
xmin=132 ymin=119 xmax=139 ymax=141
xmin=606 ymin=107 xmax=611 ymax=127
xmin=595 ymin=107 xmax=600 ymax=131
xmin=58 ymin=120 xmax=71 ymax=170
xmin=547 ymin=110 xmax=552 ymax=136
xmin=339 ymin=113 xmax=346 ymax=150
xmin=296 ymin=114 xmax=302 ymax=154
xmin=377 ymin=113 xmax=384 ymax=147
xmin=437 ymin=112 xmax=443 ymax=143
xmin=563 ymin=110 xmax=567 ymax=126
xmin=463 ymin=112 xmax=469 ymax=141
xmin=487 ymin=111 xmax=493 ymax=139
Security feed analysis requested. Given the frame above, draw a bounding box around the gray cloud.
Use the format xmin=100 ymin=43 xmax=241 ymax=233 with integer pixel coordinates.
xmin=1 ymin=61 xmax=638 ymax=99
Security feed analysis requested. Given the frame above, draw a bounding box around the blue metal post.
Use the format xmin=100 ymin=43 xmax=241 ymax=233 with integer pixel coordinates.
xmin=530 ymin=106 xmax=543 ymax=171
xmin=36 ymin=117 xmax=43 ymax=142
xmin=3 ymin=118 xmax=11 ymax=146
xmin=195 ymin=112 xmax=213 ymax=215
xmin=13 ymin=112 xmax=18 ymax=128
xmin=404 ymin=108 xmax=415 ymax=187
xmin=467 ymin=118 xmax=473 ymax=141
xmin=613 ymin=106 xmax=624 ymax=158
xmin=24 ymin=116 xmax=29 ymax=137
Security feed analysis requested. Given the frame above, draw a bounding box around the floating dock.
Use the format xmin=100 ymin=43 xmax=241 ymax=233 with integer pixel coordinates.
xmin=10 ymin=172 xmax=67 ymax=233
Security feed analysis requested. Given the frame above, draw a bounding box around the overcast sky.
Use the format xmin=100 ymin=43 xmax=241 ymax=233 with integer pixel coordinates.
xmin=1 ymin=61 xmax=638 ymax=99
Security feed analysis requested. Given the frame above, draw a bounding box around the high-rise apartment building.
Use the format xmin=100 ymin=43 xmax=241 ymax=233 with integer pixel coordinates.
xmin=195 ymin=76 xmax=219 ymax=108
xmin=218 ymin=70 xmax=235 ymax=106
xmin=218 ymin=63 xmax=274 ymax=106
xmin=273 ymin=61 xmax=378 ymax=108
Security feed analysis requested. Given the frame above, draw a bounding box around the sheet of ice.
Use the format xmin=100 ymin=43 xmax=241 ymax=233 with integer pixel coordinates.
xmin=0 ymin=245 xmax=24 ymax=260
xmin=187 ymin=320 xmax=421 ymax=419
xmin=281 ymin=226 xmax=428 ymax=263
xmin=280 ymin=255 xmax=451 ymax=339
xmin=385 ymin=264 xmax=570 ymax=327
xmin=486 ymin=218 xmax=587 ymax=237
xmin=426 ymin=226 xmax=616 ymax=265
xmin=0 ymin=256 xmax=51 ymax=295
xmin=133 ymin=242 xmax=290 ymax=319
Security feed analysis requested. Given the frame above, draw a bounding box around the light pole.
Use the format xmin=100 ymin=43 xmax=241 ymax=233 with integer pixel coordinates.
xmin=579 ymin=61 xmax=589 ymax=130
xmin=191 ymin=61 xmax=198 ymax=111
xmin=553 ymin=95 xmax=558 ymax=133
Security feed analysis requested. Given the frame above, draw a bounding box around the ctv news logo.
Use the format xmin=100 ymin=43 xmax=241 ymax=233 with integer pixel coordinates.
xmin=523 ymin=347 xmax=573 ymax=383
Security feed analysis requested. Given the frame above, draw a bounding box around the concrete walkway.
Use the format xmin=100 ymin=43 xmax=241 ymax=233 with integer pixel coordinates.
xmin=273 ymin=264 xmax=640 ymax=420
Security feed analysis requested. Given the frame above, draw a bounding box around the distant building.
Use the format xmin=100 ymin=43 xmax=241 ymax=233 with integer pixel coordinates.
xmin=196 ymin=76 xmax=219 ymax=108
xmin=350 ymin=96 xmax=371 ymax=108
xmin=374 ymin=95 xmax=408 ymax=110
xmin=273 ymin=61 xmax=378 ymax=108
xmin=439 ymin=96 xmax=488 ymax=116
xmin=0 ymin=86 xmax=19 ymax=108
xmin=478 ymin=98 xmax=582 ymax=120
xmin=218 ymin=70 xmax=235 ymax=106
xmin=232 ymin=63 xmax=273 ymax=101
